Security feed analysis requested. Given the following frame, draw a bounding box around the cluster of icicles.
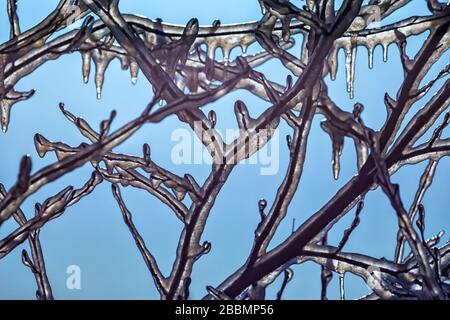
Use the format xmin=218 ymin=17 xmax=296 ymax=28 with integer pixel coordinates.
xmin=79 ymin=18 xmax=258 ymax=99
xmin=1 ymin=11 xmax=440 ymax=143
xmin=329 ymin=17 xmax=441 ymax=99
xmin=78 ymin=14 xmax=438 ymax=101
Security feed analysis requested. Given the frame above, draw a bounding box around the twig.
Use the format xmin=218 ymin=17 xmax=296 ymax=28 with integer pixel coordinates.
xmin=111 ymin=184 xmax=168 ymax=298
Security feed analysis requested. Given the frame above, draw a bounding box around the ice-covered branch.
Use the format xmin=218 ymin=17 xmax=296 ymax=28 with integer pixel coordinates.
xmin=0 ymin=172 xmax=103 ymax=259
xmin=111 ymin=184 xmax=169 ymax=297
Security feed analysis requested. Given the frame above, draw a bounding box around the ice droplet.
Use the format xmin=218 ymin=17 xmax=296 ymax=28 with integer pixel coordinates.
xmin=130 ymin=60 xmax=139 ymax=85
xmin=96 ymin=87 xmax=102 ymax=100
xmin=258 ymin=198 xmax=267 ymax=220
xmin=258 ymin=199 xmax=267 ymax=212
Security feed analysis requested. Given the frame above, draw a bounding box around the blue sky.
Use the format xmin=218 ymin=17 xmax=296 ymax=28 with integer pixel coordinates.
xmin=0 ymin=0 xmax=449 ymax=300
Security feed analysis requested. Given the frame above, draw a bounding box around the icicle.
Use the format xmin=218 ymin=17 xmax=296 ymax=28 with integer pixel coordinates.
xmin=382 ymin=43 xmax=389 ymax=62
xmin=241 ymin=43 xmax=248 ymax=55
xmin=130 ymin=60 xmax=139 ymax=85
xmin=92 ymin=49 xmax=115 ymax=99
xmin=321 ymin=120 xmax=345 ymax=180
xmin=81 ymin=51 xmax=91 ymax=84
xmin=339 ymin=273 xmax=346 ymax=300
xmin=1 ymin=99 xmax=11 ymax=133
xmin=368 ymin=46 xmax=374 ymax=69
xmin=119 ymin=55 xmax=130 ymax=71
xmin=345 ymin=37 xmax=357 ymax=99
xmin=332 ymin=147 xmax=343 ymax=180
xmin=222 ymin=45 xmax=232 ymax=66
xmin=325 ymin=21 xmax=429 ymax=93
xmin=328 ymin=46 xmax=339 ymax=81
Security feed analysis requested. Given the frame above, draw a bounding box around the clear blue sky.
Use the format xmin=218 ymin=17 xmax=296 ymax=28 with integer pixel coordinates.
xmin=0 ymin=0 xmax=449 ymax=300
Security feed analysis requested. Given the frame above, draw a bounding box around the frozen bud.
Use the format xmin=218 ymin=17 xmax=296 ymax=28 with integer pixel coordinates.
xmin=286 ymin=75 xmax=293 ymax=91
xmin=184 ymin=18 xmax=199 ymax=38
xmin=143 ymin=143 xmax=151 ymax=163
xmin=258 ymin=199 xmax=267 ymax=212
xmin=416 ymin=204 xmax=426 ymax=234
xmin=201 ymin=241 xmax=211 ymax=254
xmin=286 ymin=134 xmax=292 ymax=150
xmin=353 ymin=103 xmax=364 ymax=119
xmin=208 ymin=110 xmax=217 ymax=128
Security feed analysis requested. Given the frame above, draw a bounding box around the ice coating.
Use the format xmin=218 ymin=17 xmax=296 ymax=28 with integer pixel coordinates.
xmin=74 ymin=15 xmax=306 ymax=97
xmin=0 ymin=90 xmax=35 ymax=133
xmin=74 ymin=13 xmax=444 ymax=101
xmin=328 ymin=15 xmax=443 ymax=98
